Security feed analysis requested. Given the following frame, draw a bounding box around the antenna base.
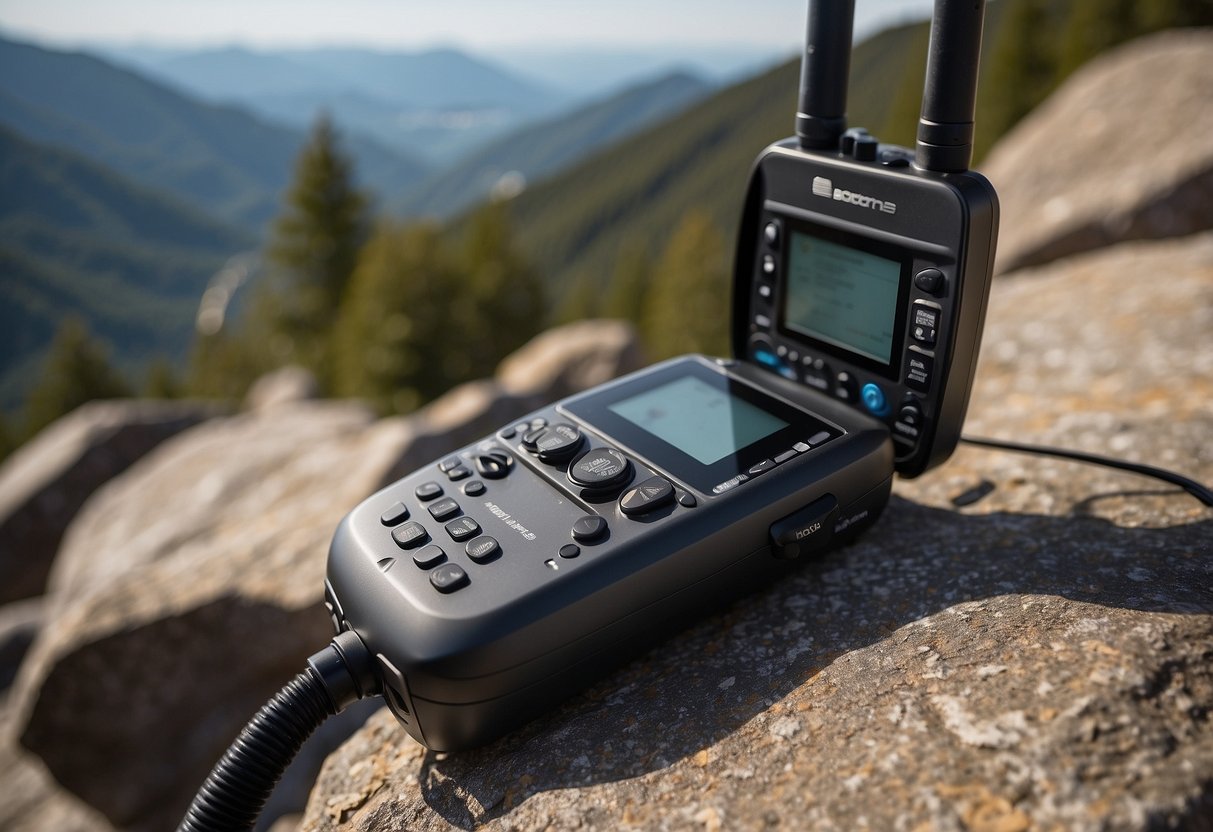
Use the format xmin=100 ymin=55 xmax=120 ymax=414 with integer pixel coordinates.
xmin=797 ymin=114 xmax=846 ymax=151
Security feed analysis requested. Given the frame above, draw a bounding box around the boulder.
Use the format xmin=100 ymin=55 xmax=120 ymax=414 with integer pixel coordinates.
xmin=7 ymin=320 xmax=643 ymax=832
xmin=0 ymin=400 xmax=225 ymax=604
xmin=983 ymin=29 xmax=1213 ymax=274
xmin=245 ymin=366 xmax=321 ymax=413
xmin=297 ymin=237 xmax=1213 ymax=831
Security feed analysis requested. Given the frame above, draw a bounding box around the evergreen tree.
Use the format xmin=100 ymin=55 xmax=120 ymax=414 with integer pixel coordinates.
xmin=142 ymin=356 xmax=182 ymax=399
xmin=640 ymin=212 xmax=730 ymax=361
xmin=261 ymin=114 xmax=369 ymax=386
xmin=332 ymin=222 xmax=459 ymax=413
xmin=982 ymin=0 xmax=1062 ymax=148
xmin=21 ymin=317 xmax=131 ymax=439
xmin=452 ymin=203 xmax=547 ymax=382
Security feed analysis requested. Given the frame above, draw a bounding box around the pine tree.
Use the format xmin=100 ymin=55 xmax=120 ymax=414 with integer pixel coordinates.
xmin=983 ymin=0 xmax=1062 ymax=146
xmin=640 ymin=212 xmax=730 ymax=361
xmin=261 ymin=114 xmax=369 ymax=386
xmin=142 ymin=356 xmax=182 ymax=399
xmin=332 ymin=222 xmax=461 ymax=413
xmin=20 ymin=317 xmax=131 ymax=439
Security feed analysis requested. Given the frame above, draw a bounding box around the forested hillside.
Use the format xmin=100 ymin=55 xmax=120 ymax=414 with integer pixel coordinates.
xmin=0 ymin=126 xmax=253 ymax=411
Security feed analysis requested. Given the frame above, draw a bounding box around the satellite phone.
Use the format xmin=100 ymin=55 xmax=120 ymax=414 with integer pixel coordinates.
xmin=323 ymin=0 xmax=998 ymax=751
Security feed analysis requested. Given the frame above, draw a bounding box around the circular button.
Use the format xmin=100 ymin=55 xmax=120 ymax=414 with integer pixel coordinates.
xmin=571 ymin=515 xmax=608 ymax=543
xmin=764 ymin=221 xmax=780 ymax=248
xmin=520 ymin=427 xmax=546 ymax=453
xmin=914 ymin=268 xmax=944 ymax=295
xmin=534 ymin=423 xmax=585 ymax=464
xmin=762 ymin=254 xmax=776 ymax=275
xmin=559 ymin=543 xmax=581 ymax=559
xmin=861 ymin=383 xmax=890 ymax=417
xmin=568 ymin=447 xmax=632 ymax=491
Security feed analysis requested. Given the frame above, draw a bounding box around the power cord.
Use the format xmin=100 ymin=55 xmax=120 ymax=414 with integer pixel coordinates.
xmin=178 ymin=630 xmax=379 ymax=832
xmin=959 ymin=435 xmax=1213 ymax=508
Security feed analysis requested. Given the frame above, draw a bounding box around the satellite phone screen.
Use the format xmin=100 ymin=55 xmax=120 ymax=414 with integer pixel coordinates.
xmin=609 ymin=375 xmax=788 ymax=465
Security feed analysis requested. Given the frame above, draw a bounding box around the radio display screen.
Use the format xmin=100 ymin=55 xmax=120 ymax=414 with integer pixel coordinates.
xmin=562 ymin=358 xmax=840 ymax=494
xmin=783 ymin=231 xmax=901 ymax=364
xmin=776 ymin=218 xmax=912 ymax=378
xmin=608 ymin=375 xmax=788 ymax=466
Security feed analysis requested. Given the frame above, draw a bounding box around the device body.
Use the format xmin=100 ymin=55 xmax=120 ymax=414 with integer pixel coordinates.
xmin=734 ymin=138 xmax=998 ymax=477
xmin=327 ymin=356 xmax=892 ymax=750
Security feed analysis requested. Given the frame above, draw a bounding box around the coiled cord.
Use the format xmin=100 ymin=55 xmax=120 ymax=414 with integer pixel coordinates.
xmin=178 ymin=631 xmax=377 ymax=832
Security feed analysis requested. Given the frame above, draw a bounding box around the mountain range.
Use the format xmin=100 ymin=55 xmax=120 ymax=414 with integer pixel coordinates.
xmin=101 ymin=44 xmax=575 ymax=164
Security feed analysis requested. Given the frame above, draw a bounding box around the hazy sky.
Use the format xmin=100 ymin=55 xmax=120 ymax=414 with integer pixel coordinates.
xmin=0 ymin=0 xmax=935 ymax=51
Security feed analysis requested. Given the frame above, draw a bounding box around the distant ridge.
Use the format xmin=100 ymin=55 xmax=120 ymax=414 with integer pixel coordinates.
xmin=0 ymin=36 xmax=429 ymax=227
xmin=399 ymin=71 xmax=711 ymax=220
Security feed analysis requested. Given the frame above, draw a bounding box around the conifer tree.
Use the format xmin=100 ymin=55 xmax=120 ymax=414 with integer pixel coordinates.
xmin=640 ymin=212 xmax=730 ymax=361
xmin=21 ymin=317 xmax=130 ymax=439
xmin=332 ymin=222 xmax=459 ymax=413
xmin=603 ymin=241 xmax=653 ymax=324
xmin=261 ymin=114 xmax=369 ymax=386
xmin=983 ymin=0 xmax=1061 ymax=145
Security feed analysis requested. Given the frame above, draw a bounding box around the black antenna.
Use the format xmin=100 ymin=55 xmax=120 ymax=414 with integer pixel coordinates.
xmin=915 ymin=0 xmax=988 ymax=172
xmin=796 ymin=0 xmax=855 ymax=150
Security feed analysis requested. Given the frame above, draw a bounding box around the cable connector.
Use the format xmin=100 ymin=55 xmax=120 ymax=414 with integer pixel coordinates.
xmin=308 ymin=629 xmax=380 ymax=711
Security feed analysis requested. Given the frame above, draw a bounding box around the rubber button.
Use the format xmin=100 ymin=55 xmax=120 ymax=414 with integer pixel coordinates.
xmin=535 ymin=423 xmax=584 ymax=464
xmin=412 ymin=545 xmax=446 ymax=569
xmin=861 ymin=383 xmax=890 ymax=417
xmin=473 ymin=450 xmax=513 ymax=479
xmin=835 ymin=371 xmax=859 ymax=403
xmin=429 ymin=563 xmax=469 ymax=594
xmin=427 ymin=497 xmax=461 ymax=522
xmin=914 ymin=268 xmax=945 ymax=295
xmin=465 ymin=535 xmax=500 ymax=564
xmin=619 ymin=476 xmax=675 ymax=516
xmin=380 ymin=502 xmax=409 ymax=526
xmin=438 ymin=457 xmax=461 ymax=473
xmin=414 ymin=482 xmax=443 ymax=502
xmin=770 ymin=494 xmax=839 ymax=560
xmin=462 ymin=480 xmax=486 ymax=496
xmin=446 ymin=464 xmax=471 ymax=481
xmin=569 ymin=448 xmax=632 ymax=490
xmin=559 ymin=543 xmax=581 ymax=559
xmin=391 ymin=522 xmax=428 ymax=550
xmin=571 ymin=515 xmax=608 ymax=543
xmin=747 ymin=459 xmax=776 ymax=476
xmin=445 ymin=516 xmax=481 ymax=542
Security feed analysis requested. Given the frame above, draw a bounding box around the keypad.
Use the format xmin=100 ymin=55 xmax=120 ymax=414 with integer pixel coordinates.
xmin=427 ymin=497 xmax=461 ymax=522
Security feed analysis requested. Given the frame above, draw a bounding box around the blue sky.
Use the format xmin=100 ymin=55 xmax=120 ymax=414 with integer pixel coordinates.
xmin=0 ymin=0 xmax=935 ymax=51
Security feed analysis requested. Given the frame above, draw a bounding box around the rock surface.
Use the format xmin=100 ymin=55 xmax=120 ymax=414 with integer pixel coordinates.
xmin=6 ymin=320 xmax=643 ymax=832
xmin=984 ymin=29 xmax=1213 ymax=274
xmin=0 ymin=400 xmax=225 ymax=604
xmin=298 ymin=236 xmax=1213 ymax=831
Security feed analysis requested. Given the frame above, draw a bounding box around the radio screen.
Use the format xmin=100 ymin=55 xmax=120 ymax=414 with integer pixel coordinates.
xmin=783 ymin=230 xmax=901 ymax=365
xmin=608 ymin=376 xmax=788 ymax=466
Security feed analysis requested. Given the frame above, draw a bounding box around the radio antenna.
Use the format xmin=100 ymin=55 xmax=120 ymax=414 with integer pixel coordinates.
xmin=915 ymin=0 xmax=988 ymax=172
xmin=796 ymin=0 xmax=855 ymax=150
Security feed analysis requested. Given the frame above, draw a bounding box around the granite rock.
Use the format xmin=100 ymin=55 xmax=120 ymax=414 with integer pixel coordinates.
xmin=6 ymin=320 xmax=643 ymax=832
xmin=0 ymin=399 xmax=225 ymax=604
xmin=245 ymin=366 xmax=322 ymax=412
xmin=983 ymin=29 xmax=1213 ymax=274
xmin=298 ymin=236 xmax=1213 ymax=831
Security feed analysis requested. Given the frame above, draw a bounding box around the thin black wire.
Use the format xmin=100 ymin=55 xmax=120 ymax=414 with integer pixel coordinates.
xmin=959 ymin=436 xmax=1213 ymax=508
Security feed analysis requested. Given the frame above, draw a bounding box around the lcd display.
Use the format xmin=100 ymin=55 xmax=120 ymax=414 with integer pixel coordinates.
xmin=608 ymin=375 xmax=788 ymax=466
xmin=783 ymin=230 xmax=902 ymax=365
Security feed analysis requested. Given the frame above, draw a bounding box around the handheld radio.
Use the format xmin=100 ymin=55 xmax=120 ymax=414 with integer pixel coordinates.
xmin=323 ymin=0 xmax=998 ymax=751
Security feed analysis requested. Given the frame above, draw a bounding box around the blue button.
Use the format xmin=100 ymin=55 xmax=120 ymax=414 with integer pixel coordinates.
xmin=861 ymin=383 xmax=890 ymax=417
xmin=755 ymin=349 xmax=781 ymax=369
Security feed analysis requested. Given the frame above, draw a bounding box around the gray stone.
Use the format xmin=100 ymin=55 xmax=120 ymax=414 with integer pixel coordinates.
xmin=245 ymin=366 xmax=322 ymax=412
xmin=0 ymin=598 xmax=43 ymax=695
xmin=297 ymin=236 xmax=1213 ymax=831
xmin=7 ymin=320 xmax=643 ymax=832
xmin=983 ymin=30 xmax=1213 ymax=274
xmin=0 ymin=399 xmax=225 ymax=604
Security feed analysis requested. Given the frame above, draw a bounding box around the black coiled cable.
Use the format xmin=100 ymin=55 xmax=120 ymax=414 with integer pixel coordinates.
xmin=178 ymin=631 xmax=378 ymax=832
